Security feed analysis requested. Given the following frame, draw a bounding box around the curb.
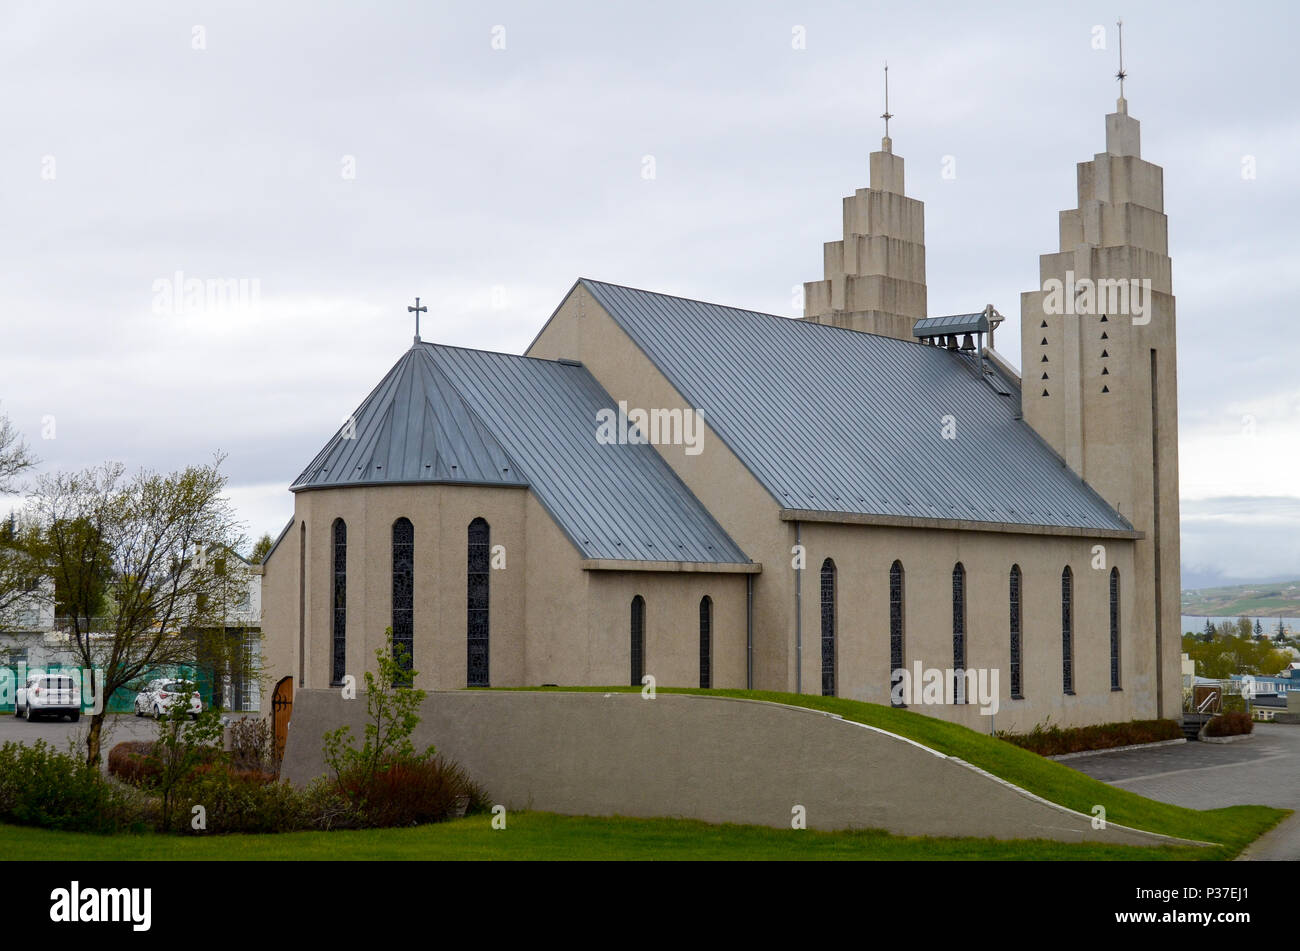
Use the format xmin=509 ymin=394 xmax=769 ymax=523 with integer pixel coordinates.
xmin=1200 ymin=732 xmax=1255 ymax=745
xmin=1046 ymin=737 xmax=1187 ymax=761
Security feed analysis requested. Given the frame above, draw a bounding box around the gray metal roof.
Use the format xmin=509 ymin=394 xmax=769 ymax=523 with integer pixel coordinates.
xmin=292 ymin=347 xmax=525 ymax=490
xmin=581 ymin=279 xmax=1132 ymax=533
xmin=293 ymin=343 xmax=752 ymax=565
xmin=913 ymin=313 xmax=989 ymax=338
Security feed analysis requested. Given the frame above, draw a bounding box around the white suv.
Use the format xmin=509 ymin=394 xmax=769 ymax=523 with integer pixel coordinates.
xmin=14 ymin=674 xmax=82 ymax=722
xmin=133 ymin=679 xmax=203 ymax=719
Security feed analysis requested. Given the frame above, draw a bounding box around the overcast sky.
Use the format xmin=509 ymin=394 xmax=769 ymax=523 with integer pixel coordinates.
xmin=2 ymin=0 xmax=1297 ymax=589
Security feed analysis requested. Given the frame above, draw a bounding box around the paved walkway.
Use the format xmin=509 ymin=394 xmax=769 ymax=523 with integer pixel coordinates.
xmin=1068 ymin=722 xmax=1300 ymax=859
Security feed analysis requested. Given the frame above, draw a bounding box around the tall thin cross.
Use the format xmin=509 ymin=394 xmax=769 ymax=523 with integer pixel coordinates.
xmin=880 ymin=62 xmax=894 ymax=139
xmin=408 ymin=296 xmax=427 ymax=343
xmin=1115 ymin=18 xmax=1127 ymax=98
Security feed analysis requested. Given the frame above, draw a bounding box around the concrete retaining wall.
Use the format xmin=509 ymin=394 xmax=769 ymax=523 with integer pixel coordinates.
xmin=281 ymin=689 xmax=1197 ymax=846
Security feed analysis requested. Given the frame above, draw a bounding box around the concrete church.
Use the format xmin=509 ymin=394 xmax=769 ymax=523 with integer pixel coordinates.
xmin=262 ymin=91 xmax=1181 ymax=733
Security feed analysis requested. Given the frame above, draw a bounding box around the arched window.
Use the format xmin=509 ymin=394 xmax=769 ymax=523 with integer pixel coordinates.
xmin=820 ymin=558 xmax=836 ymax=697
xmin=330 ymin=519 xmax=347 ymax=686
xmin=889 ymin=560 xmax=905 ymax=706
xmin=699 ymin=596 xmax=712 ymax=689
xmin=392 ymin=518 xmax=414 ymax=679
xmin=630 ymin=595 xmax=646 ymax=686
xmin=952 ymin=563 xmax=966 ymax=702
xmin=467 ymin=518 xmax=490 ymax=687
xmin=1109 ymin=568 xmax=1121 ymax=690
xmin=1009 ymin=565 xmax=1023 ymax=699
xmin=1061 ymin=566 xmax=1074 ymax=695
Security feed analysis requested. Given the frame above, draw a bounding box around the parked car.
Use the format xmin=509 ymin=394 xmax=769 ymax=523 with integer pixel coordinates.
xmin=14 ymin=673 xmax=82 ymax=722
xmin=133 ymin=679 xmax=203 ymax=719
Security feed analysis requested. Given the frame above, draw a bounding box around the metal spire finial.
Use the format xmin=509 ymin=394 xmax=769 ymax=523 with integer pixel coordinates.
xmin=881 ymin=61 xmax=894 ymax=139
xmin=1115 ymin=18 xmax=1127 ymax=99
xmin=408 ymin=296 xmax=427 ymax=343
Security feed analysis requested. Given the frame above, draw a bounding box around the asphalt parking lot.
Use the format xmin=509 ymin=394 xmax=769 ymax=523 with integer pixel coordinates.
xmin=1067 ymin=722 xmax=1300 ymax=858
xmin=0 ymin=711 xmax=260 ymax=764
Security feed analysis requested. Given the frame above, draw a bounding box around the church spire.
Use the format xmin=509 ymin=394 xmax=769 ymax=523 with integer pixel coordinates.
xmin=801 ymin=62 xmax=926 ymax=340
xmin=1114 ymin=17 xmax=1128 ymax=111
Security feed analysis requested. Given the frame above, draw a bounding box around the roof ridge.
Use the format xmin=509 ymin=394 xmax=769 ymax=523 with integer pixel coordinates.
xmin=578 ymin=277 xmax=942 ymax=350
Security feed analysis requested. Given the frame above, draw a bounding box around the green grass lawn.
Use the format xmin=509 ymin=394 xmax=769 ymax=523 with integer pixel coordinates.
xmin=498 ymin=686 xmax=1287 ymax=853
xmin=0 ymin=811 xmax=1239 ymax=861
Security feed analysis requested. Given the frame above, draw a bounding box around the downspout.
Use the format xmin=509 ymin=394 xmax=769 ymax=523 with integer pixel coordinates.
xmin=745 ymin=573 xmax=753 ymax=690
xmin=795 ymin=520 xmax=802 ymax=694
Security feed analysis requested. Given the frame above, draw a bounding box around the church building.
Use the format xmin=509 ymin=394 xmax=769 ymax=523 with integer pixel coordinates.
xmin=261 ymin=91 xmax=1181 ymax=732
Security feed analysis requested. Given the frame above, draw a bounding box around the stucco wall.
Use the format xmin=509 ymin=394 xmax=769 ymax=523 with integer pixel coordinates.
xmin=261 ymin=482 xmax=751 ymax=692
xmin=281 ymin=688 xmax=1193 ymax=846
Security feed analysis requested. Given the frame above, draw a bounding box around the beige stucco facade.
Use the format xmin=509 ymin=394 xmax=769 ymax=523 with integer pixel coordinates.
xmin=262 ymin=482 xmax=752 ymax=694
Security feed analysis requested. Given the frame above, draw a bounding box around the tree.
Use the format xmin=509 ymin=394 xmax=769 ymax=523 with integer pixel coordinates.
xmin=0 ymin=410 xmax=39 ymax=634
xmin=27 ymin=458 xmax=244 ymax=766
xmin=1255 ymin=618 xmax=1264 ymax=638
xmin=248 ymin=532 xmax=274 ymax=564
xmin=1183 ymin=628 xmax=1290 ymax=679
xmin=323 ymin=633 xmax=434 ymax=817
xmin=0 ymin=407 xmax=36 ymax=495
xmin=1277 ymin=618 xmax=1288 ymax=643
xmin=1201 ymin=618 xmax=1215 ymax=643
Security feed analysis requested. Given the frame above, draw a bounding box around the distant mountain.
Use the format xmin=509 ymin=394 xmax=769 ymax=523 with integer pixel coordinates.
xmin=1181 ymin=579 xmax=1300 ymax=618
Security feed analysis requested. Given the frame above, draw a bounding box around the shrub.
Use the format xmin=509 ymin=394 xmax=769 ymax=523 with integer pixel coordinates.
xmin=0 ymin=740 xmax=143 ymax=834
xmin=1206 ymin=711 xmax=1253 ymax=737
xmin=228 ymin=716 xmax=277 ymax=774
xmin=1000 ymin=718 xmax=1183 ymax=756
xmin=173 ymin=766 xmax=308 ymax=835
xmin=107 ymin=741 xmax=160 ymax=787
xmin=336 ymin=754 xmax=489 ymax=828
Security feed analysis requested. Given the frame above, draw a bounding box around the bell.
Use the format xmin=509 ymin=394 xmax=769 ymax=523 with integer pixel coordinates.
xmin=945 ymin=334 xmax=958 ymax=350
xmin=960 ymin=333 xmax=975 ymax=351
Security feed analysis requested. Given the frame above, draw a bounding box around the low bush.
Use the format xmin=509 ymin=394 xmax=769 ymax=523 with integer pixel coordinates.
xmin=228 ymin=716 xmax=278 ymax=774
xmin=1000 ymin=718 xmax=1183 ymax=756
xmin=172 ymin=767 xmax=308 ymax=835
xmin=1206 ymin=711 xmax=1253 ymax=737
xmin=336 ymin=755 xmax=490 ymax=828
xmin=0 ymin=741 xmax=144 ymax=834
xmin=107 ymin=741 xmax=160 ymax=787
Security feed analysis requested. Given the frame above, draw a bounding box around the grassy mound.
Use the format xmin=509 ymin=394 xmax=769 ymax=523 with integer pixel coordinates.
xmin=503 ymin=686 xmax=1284 ymax=852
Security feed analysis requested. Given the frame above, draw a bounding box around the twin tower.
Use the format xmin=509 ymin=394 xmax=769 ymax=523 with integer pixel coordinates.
xmin=801 ymin=96 xmax=1181 ymax=715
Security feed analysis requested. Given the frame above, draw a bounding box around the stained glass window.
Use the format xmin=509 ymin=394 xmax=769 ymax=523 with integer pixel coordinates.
xmin=699 ymin=596 xmax=712 ymax=689
xmin=331 ymin=519 xmax=346 ymax=685
xmin=952 ymin=563 xmax=966 ymax=702
xmin=1062 ymin=566 xmax=1074 ymax=695
xmin=820 ymin=558 xmax=836 ymax=697
xmin=889 ymin=561 xmax=904 ymax=706
xmin=1109 ymin=568 xmax=1121 ymax=690
xmin=392 ymin=518 xmax=414 ymax=682
xmin=1010 ymin=565 xmax=1023 ymax=699
xmin=630 ymin=595 xmax=645 ymax=686
xmin=467 ymin=518 xmax=490 ymax=687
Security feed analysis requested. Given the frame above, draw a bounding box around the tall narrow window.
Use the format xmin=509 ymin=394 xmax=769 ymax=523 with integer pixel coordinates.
xmin=1009 ymin=565 xmax=1023 ymax=700
xmin=820 ymin=558 xmax=836 ymax=697
xmin=889 ymin=560 xmax=905 ymax=706
xmin=699 ymin=596 xmax=713 ymax=689
xmin=467 ymin=518 xmax=490 ymax=687
xmin=1110 ymin=567 xmax=1121 ymax=690
xmin=630 ymin=595 xmax=645 ymax=686
xmin=1061 ymin=566 xmax=1074 ymax=695
xmin=392 ymin=518 xmax=414 ymax=679
xmin=330 ymin=519 xmax=346 ymax=686
xmin=952 ymin=563 xmax=966 ymax=702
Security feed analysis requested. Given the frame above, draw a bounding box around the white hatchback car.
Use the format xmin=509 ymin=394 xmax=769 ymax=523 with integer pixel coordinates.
xmin=133 ymin=679 xmax=203 ymax=719
xmin=14 ymin=673 xmax=82 ymax=722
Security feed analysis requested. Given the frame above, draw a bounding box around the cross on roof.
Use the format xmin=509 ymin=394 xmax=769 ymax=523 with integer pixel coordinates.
xmin=881 ymin=62 xmax=894 ymax=139
xmin=1115 ymin=18 xmax=1127 ymax=98
xmin=408 ymin=296 xmax=427 ymax=343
